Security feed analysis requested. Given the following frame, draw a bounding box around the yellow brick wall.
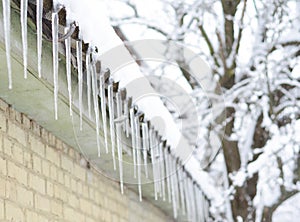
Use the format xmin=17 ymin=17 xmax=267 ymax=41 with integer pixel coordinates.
xmin=0 ymin=99 xmax=172 ymax=222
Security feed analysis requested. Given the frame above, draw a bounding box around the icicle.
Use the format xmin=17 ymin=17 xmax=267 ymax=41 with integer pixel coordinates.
xmin=159 ymin=141 xmax=166 ymax=201
xmin=170 ymin=155 xmax=178 ymax=219
xmin=193 ymin=183 xmax=199 ymax=222
xmin=184 ymin=175 xmax=192 ymax=222
xmin=149 ymin=128 xmax=158 ymax=200
xmin=173 ymin=159 xmax=180 ymax=212
xmin=37 ymin=0 xmax=43 ymax=78
xmin=134 ymin=115 xmax=142 ymax=201
xmin=156 ymin=138 xmax=162 ymax=198
xmin=76 ymin=40 xmax=83 ymax=130
xmin=130 ymin=107 xmax=137 ymax=178
xmin=108 ymin=83 xmax=116 ymax=170
xmin=2 ymin=0 xmax=12 ymax=88
xmin=164 ymin=148 xmax=171 ymax=203
xmin=52 ymin=10 xmax=59 ymax=120
xmin=86 ymin=48 xmax=91 ymax=118
xmin=21 ymin=0 xmax=28 ymax=79
xmin=99 ymin=74 xmax=108 ymax=153
xmin=91 ymin=62 xmax=101 ymax=157
xmin=142 ymin=122 xmax=149 ymax=178
xmin=188 ymin=179 xmax=196 ymax=222
xmin=116 ymin=92 xmax=124 ymax=194
xmin=124 ymin=100 xmax=130 ymax=137
xmin=64 ymin=28 xmax=72 ymax=116
xmin=178 ymin=167 xmax=186 ymax=215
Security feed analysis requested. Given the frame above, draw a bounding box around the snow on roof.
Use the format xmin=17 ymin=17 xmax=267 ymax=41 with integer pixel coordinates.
xmin=56 ymin=0 xmax=222 ymax=204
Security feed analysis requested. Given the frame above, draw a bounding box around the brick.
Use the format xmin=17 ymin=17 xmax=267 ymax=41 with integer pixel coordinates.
xmin=26 ymin=210 xmax=38 ymax=221
xmin=54 ymin=184 xmax=67 ymax=201
xmin=16 ymin=185 xmax=33 ymax=207
xmin=61 ymin=155 xmax=73 ymax=173
xmin=0 ymin=157 xmax=6 ymax=175
xmin=42 ymin=160 xmax=50 ymax=177
xmin=12 ymin=143 xmax=23 ymax=164
xmin=32 ymin=154 xmax=42 ymax=173
xmin=46 ymin=146 xmax=60 ymax=166
xmin=0 ymin=199 xmax=3 ymax=219
xmin=79 ymin=198 xmax=92 ymax=216
xmin=24 ymin=151 xmax=32 ymax=169
xmin=28 ymin=135 xmax=45 ymax=157
xmin=74 ymin=164 xmax=86 ymax=181
xmin=7 ymin=161 xmax=27 ymax=185
xmin=5 ymin=181 xmax=17 ymax=201
xmin=51 ymin=200 xmax=63 ymax=216
xmin=0 ymin=114 xmax=6 ymax=132
xmin=57 ymin=169 xmax=64 ymax=184
xmin=64 ymin=174 xmax=70 ymax=188
xmin=3 ymin=137 xmax=13 ymax=157
xmin=21 ymin=114 xmax=31 ymax=129
xmin=49 ymin=165 xmax=57 ymax=182
xmin=0 ymin=99 xmax=9 ymax=112
xmin=7 ymin=122 xmax=27 ymax=146
xmin=29 ymin=173 xmax=45 ymax=194
xmin=46 ymin=181 xmax=54 ymax=196
xmin=68 ymin=193 xmax=79 ymax=208
xmin=5 ymin=201 xmax=24 ymax=221
xmin=35 ymin=194 xmax=50 ymax=212
xmin=0 ymin=177 xmax=5 ymax=197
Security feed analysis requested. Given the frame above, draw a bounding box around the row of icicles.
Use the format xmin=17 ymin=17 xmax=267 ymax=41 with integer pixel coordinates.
xmin=1 ymin=0 xmax=210 ymax=221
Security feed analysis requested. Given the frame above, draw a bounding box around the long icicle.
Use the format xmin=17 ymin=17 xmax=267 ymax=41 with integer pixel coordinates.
xmin=134 ymin=115 xmax=142 ymax=201
xmin=116 ymin=92 xmax=124 ymax=194
xmin=21 ymin=0 xmax=28 ymax=79
xmin=130 ymin=107 xmax=137 ymax=178
xmin=52 ymin=10 xmax=59 ymax=120
xmin=99 ymin=74 xmax=108 ymax=153
xmin=165 ymin=148 xmax=172 ymax=203
xmin=86 ymin=48 xmax=91 ymax=118
xmin=142 ymin=122 xmax=149 ymax=178
xmin=160 ymin=141 xmax=166 ymax=201
xmin=170 ymin=154 xmax=178 ymax=219
xmin=91 ymin=61 xmax=101 ymax=157
xmin=64 ymin=27 xmax=72 ymax=116
xmin=76 ymin=40 xmax=83 ymax=130
xmin=37 ymin=0 xmax=43 ymax=78
xmin=178 ymin=167 xmax=186 ymax=215
xmin=149 ymin=128 xmax=158 ymax=200
xmin=2 ymin=0 xmax=12 ymax=88
xmin=108 ymin=83 xmax=116 ymax=170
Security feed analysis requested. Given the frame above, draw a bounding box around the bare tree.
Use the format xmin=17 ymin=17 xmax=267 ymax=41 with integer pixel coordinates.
xmin=110 ymin=0 xmax=300 ymax=221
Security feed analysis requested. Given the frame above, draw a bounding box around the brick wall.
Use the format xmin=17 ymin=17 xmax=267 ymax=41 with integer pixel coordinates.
xmin=0 ymin=98 xmax=171 ymax=222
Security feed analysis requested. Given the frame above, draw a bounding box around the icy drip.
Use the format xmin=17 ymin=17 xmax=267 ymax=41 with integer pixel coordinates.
xmin=124 ymin=100 xmax=130 ymax=137
xmin=142 ymin=122 xmax=149 ymax=178
xmin=156 ymin=140 xmax=162 ymax=198
xmin=52 ymin=11 xmax=59 ymax=120
xmin=76 ymin=40 xmax=83 ymax=130
xmin=188 ymin=179 xmax=196 ymax=222
xmin=129 ymin=108 xmax=137 ymax=178
xmin=2 ymin=0 xmax=12 ymax=89
xmin=108 ymin=83 xmax=116 ymax=170
xmin=134 ymin=116 xmax=142 ymax=201
xmin=91 ymin=62 xmax=101 ymax=157
xmin=99 ymin=74 xmax=108 ymax=153
xmin=184 ymin=175 xmax=192 ymax=221
xmin=64 ymin=28 xmax=72 ymax=116
xmin=169 ymin=155 xmax=177 ymax=219
xmin=21 ymin=0 xmax=28 ymax=79
xmin=173 ymin=160 xmax=180 ymax=212
xmin=86 ymin=49 xmax=91 ymax=118
xmin=116 ymin=92 xmax=124 ymax=194
xmin=159 ymin=141 xmax=166 ymax=201
xmin=164 ymin=149 xmax=171 ymax=203
xmin=149 ymin=128 xmax=158 ymax=200
xmin=192 ymin=183 xmax=199 ymax=222
xmin=178 ymin=167 xmax=186 ymax=215
xmin=37 ymin=0 xmax=43 ymax=78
